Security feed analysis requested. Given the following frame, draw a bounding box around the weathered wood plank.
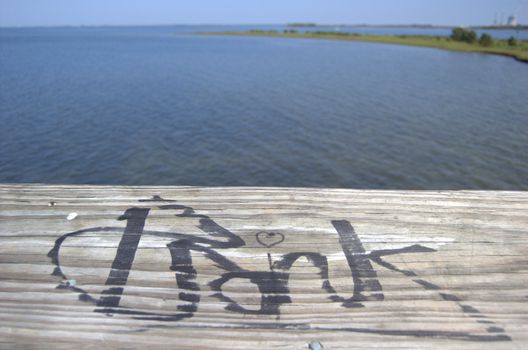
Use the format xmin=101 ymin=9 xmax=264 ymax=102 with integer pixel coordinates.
xmin=0 ymin=185 xmax=527 ymax=349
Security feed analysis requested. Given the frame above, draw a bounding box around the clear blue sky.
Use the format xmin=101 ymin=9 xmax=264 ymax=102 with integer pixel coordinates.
xmin=1 ymin=0 xmax=527 ymax=27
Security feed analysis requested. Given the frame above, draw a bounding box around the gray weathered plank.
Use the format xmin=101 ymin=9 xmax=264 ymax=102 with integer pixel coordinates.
xmin=0 ymin=185 xmax=527 ymax=349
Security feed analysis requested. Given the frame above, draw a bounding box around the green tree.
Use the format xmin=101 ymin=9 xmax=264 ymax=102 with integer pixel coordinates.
xmin=451 ymin=27 xmax=477 ymax=44
xmin=451 ymin=27 xmax=465 ymax=41
xmin=479 ymin=33 xmax=493 ymax=47
xmin=466 ymin=30 xmax=477 ymax=44
xmin=508 ymin=36 xmax=518 ymax=46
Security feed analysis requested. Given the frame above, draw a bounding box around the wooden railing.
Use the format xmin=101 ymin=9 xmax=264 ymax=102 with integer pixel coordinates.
xmin=1 ymin=185 xmax=526 ymax=348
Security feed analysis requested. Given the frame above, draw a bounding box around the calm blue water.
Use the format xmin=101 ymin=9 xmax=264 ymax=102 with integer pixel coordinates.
xmin=1 ymin=26 xmax=527 ymax=189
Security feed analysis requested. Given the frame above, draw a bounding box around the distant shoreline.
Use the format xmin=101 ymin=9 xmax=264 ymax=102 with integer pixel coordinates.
xmin=288 ymin=23 xmax=453 ymax=29
xmin=287 ymin=23 xmax=528 ymax=31
xmin=471 ymin=25 xmax=528 ymax=31
xmin=198 ymin=31 xmax=528 ymax=64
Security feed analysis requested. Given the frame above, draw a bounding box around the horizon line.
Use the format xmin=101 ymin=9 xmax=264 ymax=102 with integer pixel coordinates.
xmin=2 ymin=22 xmax=520 ymax=29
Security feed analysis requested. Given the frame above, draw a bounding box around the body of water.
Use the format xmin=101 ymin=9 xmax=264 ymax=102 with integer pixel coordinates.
xmin=1 ymin=26 xmax=527 ymax=189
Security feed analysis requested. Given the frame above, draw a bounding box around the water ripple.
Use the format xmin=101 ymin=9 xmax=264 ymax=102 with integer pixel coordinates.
xmin=1 ymin=27 xmax=527 ymax=189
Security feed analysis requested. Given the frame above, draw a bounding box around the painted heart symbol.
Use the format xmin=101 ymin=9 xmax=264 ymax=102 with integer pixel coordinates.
xmin=256 ymin=231 xmax=285 ymax=248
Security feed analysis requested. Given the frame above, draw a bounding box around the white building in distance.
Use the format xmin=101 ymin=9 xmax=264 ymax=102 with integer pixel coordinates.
xmin=507 ymin=15 xmax=518 ymax=26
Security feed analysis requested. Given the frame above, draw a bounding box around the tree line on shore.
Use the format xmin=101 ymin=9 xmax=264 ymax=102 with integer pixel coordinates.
xmin=248 ymin=28 xmax=521 ymax=48
xmin=450 ymin=27 xmax=519 ymax=47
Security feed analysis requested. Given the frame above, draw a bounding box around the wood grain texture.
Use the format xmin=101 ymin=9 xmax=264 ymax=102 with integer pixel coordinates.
xmin=0 ymin=184 xmax=527 ymax=349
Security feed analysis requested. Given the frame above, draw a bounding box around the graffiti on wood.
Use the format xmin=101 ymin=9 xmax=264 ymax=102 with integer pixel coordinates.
xmin=48 ymin=196 xmax=510 ymax=341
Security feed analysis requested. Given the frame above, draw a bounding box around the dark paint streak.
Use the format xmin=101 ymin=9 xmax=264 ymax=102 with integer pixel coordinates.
xmin=332 ymin=220 xmax=383 ymax=306
xmin=96 ymin=208 xmax=150 ymax=309
xmin=413 ymin=279 xmax=441 ymax=290
xmin=145 ymin=322 xmax=512 ymax=342
xmin=487 ymin=327 xmax=505 ymax=333
xmin=440 ymin=293 xmax=462 ymax=302
xmin=267 ymin=253 xmax=274 ymax=271
xmin=369 ymin=245 xmax=435 ymax=277
xmin=478 ymin=320 xmax=495 ymax=324
xmin=139 ymin=195 xmax=176 ymax=202
xmin=462 ymin=305 xmax=481 ymax=314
